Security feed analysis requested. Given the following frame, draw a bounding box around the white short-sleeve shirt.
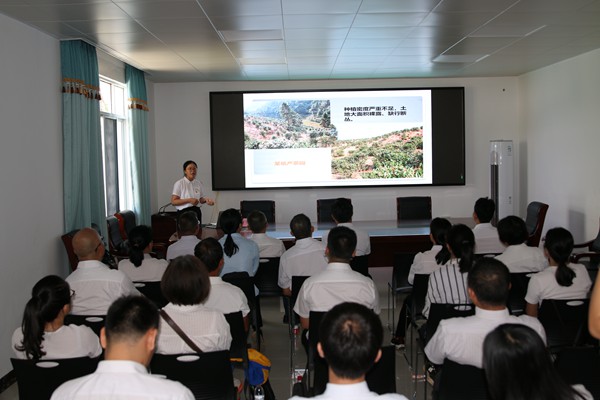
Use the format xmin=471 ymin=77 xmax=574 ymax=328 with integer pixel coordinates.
xmin=51 ymin=360 xmax=194 ymax=400
xmin=294 ymin=262 xmax=380 ymax=318
xmin=408 ymin=245 xmax=444 ymax=284
xmin=525 ymin=264 xmax=592 ymax=305
xmin=12 ymin=324 xmax=102 ymax=360
xmin=278 ymin=237 xmax=328 ymax=290
xmin=321 ymin=222 xmax=371 ymax=256
xmin=66 ymin=260 xmax=139 ymax=315
xmin=249 ymin=233 xmax=286 ymax=258
xmin=166 ymin=235 xmax=201 ymax=261
xmin=290 ymin=381 xmax=408 ymax=400
xmin=119 ymin=254 xmax=168 ymax=282
xmin=204 ymin=276 xmax=250 ymax=317
xmin=494 ymin=243 xmax=548 ymax=273
xmin=473 ymin=223 xmax=505 ymax=254
xmin=172 ymin=177 xmax=204 ymax=212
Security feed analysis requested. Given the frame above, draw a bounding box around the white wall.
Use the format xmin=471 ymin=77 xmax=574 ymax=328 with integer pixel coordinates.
xmin=0 ymin=14 xmax=64 ymax=376
xmin=153 ymin=77 xmax=520 ymax=225
xmin=519 ymin=49 xmax=600 ymax=242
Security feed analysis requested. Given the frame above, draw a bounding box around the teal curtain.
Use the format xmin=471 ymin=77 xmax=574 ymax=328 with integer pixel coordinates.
xmin=61 ymin=40 xmax=107 ymax=240
xmin=126 ymin=64 xmax=151 ymax=225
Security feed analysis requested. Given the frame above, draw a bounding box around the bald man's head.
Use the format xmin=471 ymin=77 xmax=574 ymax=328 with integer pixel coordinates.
xmin=73 ymin=228 xmax=105 ymax=261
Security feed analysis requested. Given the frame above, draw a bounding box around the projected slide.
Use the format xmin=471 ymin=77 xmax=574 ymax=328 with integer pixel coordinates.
xmin=243 ymin=90 xmax=432 ymax=188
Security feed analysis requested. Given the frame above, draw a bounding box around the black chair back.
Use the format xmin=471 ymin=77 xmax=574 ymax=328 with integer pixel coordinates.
xmin=255 ymin=257 xmax=281 ymax=296
xmin=410 ymin=274 xmax=430 ymax=319
xmin=392 ymin=253 xmax=416 ymax=293
xmin=11 ymin=356 xmax=100 ymax=400
xmin=224 ymin=311 xmax=249 ymax=370
xmin=555 ymin=347 xmax=600 ymax=399
xmin=134 ymin=281 xmax=168 ymax=308
xmin=350 ymin=254 xmax=370 ymax=278
xmin=525 ymin=201 xmax=549 ymax=247
xmin=150 ymin=351 xmax=234 ymax=400
xmin=240 ymin=200 xmax=276 ymax=223
xmin=507 ymin=273 xmax=531 ymax=315
xmin=64 ymin=314 xmax=106 ymax=336
xmin=538 ymin=299 xmax=591 ymax=349
xmin=396 ymin=196 xmax=432 ymax=221
xmin=222 ymin=272 xmax=262 ymax=349
xmin=118 ymin=210 xmax=136 ymax=236
xmin=317 ymin=198 xmax=350 ymax=223
xmin=106 ymin=215 xmax=128 ymax=257
xmin=424 ymin=303 xmax=475 ymax=344
xmin=437 ymin=359 xmax=489 ymax=400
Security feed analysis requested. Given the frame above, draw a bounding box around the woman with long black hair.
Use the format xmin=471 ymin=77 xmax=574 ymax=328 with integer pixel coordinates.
xmin=217 ymin=208 xmax=259 ymax=278
xmin=118 ymin=225 xmax=168 ymax=282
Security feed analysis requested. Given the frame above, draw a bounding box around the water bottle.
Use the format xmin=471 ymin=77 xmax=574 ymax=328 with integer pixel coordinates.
xmin=254 ymin=385 xmax=265 ymax=400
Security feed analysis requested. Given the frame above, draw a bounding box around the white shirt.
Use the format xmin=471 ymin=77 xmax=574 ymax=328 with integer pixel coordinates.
xmin=12 ymin=324 xmax=102 ymax=360
xmin=289 ymin=381 xmax=408 ymax=400
xmin=218 ymin=233 xmax=260 ymax=277
xmin=525 ymin=264 xmax=592 ymax=305
xmin=204 ymin=276 xmax=250 ymax=317
xmin=156 ymin=303 xmax=232 ymax=354
xmin=422 ymin=260 xmax=470 ymax=318
xmin=473 ymin=223 xmax=505 ymax=254
xmin=294 ymin=262 xmax=380 ymax=318
xmin=249 ymin=233 xmax=286 ymax=258
xmin=494 ymin=243 xmax=548 ymax=273
xmin=166 ymin=235 xmax=200 ymax=260
xmin=424 ymin=307 xmax=546 ymax=368
xmin=321 ymin=222 xmax=371 ymax=256
xmin=278 ymin=237 xmax=328 ymax=290
xmin=408 ymin=245 xmax=443 ymax=285
xmin=51 ymin=360 xmax=194 ymax=400
xmin=66 ymin=260 xmax=139 ymax=315
xmin=119 ymin=254 xmax=168 ymax=282
xmin=172 ymin=177 xmax=204 ymax=211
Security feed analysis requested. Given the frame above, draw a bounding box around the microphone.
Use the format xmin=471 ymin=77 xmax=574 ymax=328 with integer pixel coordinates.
xmin=158 ymin=202 xmax=172 ymax=215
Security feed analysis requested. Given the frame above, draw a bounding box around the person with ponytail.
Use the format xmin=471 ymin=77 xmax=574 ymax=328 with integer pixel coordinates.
xmin=217 ymin=208 xmax=259 ymax=278
xmin=118 ymin=225 xmax=168 ymax=282
xmin=12 ymin=275 xmax=102 ymax=360
xmin=525 ymin=227 xmax=592 ymax=317
xmin=391 ymin=217 xmax=452 ymax=348
xmin=422 ymin=223 xmax=475 ymax=318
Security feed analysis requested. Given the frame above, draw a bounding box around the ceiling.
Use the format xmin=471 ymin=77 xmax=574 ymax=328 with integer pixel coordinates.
xmin=2 ymin=0 xmax=600 ymax=82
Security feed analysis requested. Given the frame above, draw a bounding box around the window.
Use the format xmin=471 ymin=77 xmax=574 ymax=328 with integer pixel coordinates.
xmin=100 ymin=77 xmax=132 ymax=216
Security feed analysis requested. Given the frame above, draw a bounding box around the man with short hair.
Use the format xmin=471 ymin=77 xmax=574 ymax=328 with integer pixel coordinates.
xmin=424 ymin=258 xmax=546 ymax=368
xmin=294 ymin=226 xmax=380 ymax=330
xmin=166 ymin=211 xmax=201 ymax=260
xmin=495 ymin=215 xmax=547 ymax=273
xmin=194 ymin=237 xmax=250 ymax=330
xmin=321 ymin=198 xmax=371 ymax=256
xmin=51 ymin=296 xmax=194 ymax=400
xmin=66 ymin=227 xmax=138 ymax=315
xmin=247 ymin=210 xmax=285 ymax=258
xmin=289 ymin=302 xmax=407 ymax=400
xmin=472 ymin=197 xmax=505 ymax=254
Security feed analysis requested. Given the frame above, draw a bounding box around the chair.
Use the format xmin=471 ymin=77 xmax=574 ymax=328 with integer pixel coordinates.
xmin=538 ymin=298 xmax=591 ymax=350
xmin=221 ymin=272 xmax=262 ymax=350
xmin=61 ymin=229 xmax=80 ymax=271
xmin=240 ymin=200 xmax=276 ymax=223
xmin=254 ymin=257 xmax=282 ymax=297
xmin=224 ymin=311 xmax=249 ymax=370
xmin=106 ymin=215 xmax=128 ymax=260
xmin=396 ymin=196 xmax=432 ymax=221
xmin=507 ymin=272 xmax=531 ymax=315
xmin=64 ymin=314 xmax=106 ymax=336
xmin=555 ymin=347 xmax=600 ymax=400
xmin=150 ymin=351 xmax=235 ymax=400
xmin=116 ymin=210 xmax=136 ymax=236
xmin=11 ymin=356 xmax=101 ymax=400
xmin=350 ymin=254 xmax=370 ymax=277
xmin=437 ymin=359 xmax=489 ymax=400
xmin=524 ymin=201 xmax=549 ymax=247
xmin=134 ymin=281 xmax=168 ymax=308
xmin=317 ymin=198 xmax=350 ymax=223
xmin=406 ymin=274 xmax=430 ymax=369
xmin=386 ymin=252 xmax=415 ymax=333
xmin=572 ymin=217 xmax=600 ymax=277
xmin=288 ymin=276 xmax=310 ymax=336
xmin=422 ymin=303 xmax=475 ymax=345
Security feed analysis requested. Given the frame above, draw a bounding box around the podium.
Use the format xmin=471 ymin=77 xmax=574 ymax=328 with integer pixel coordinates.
xmin=151 ymin=212 xmax=177 ymax=244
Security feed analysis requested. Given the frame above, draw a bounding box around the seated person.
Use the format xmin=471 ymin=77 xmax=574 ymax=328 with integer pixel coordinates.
xmin=247 ymin=210 xmax=285 ymax=258
xmin=425 ymin=258 xmax=546 ymax=368
xmin=290 ymin=302 xmax=408 ymax=400
xmin=391 ymin=217 xmax=452 ymax=348
xmin=218 ymin=208 xmax=259 ymax=278
xmin=166 ymin=211 xmax=201 ymax=260
xmin=119 ymin=225 xmax=168 ymax=282
xmin=321 ymin=198 xmax=371 ymax=256
xmin=12 ymin=275 xmax=101 ymax=360
xmin=483 ymin=324 xmax=593 ymax=400
xmin=294 ymin=226 xmax=380 ymax=331
xmin=66 ymin=228 xmax=139 ymax=315
xmin=472 ymin=197 xmax=505 ymax=254
xmin=422 ymin=224 xmax=475 ymax=318
xmin=51 ymin=295 xmax=194 ymax=400
xmin=495 ymin=215 xmax=547 ymax=273
xmin=525 ymin=227 xmax=592 ymax=317
xmin=157 ymin=255 xmax=232 ymax=353
xmin=194 ymin=237 xmax=250 ymax=330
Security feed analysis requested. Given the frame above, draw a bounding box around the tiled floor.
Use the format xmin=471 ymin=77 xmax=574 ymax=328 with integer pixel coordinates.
xmin=1 ymin=267 xmax=431 ymax=400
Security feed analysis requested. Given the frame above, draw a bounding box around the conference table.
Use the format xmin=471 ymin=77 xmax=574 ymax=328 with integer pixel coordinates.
xmin=152 ymin=213 xmax=472 ymax=268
